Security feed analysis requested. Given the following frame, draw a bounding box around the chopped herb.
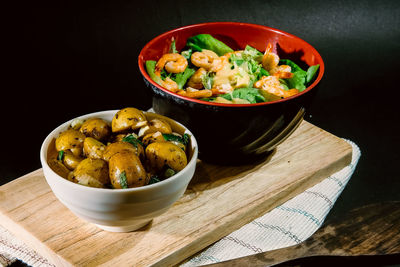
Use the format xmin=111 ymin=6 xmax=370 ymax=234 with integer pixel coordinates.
xmin=181 ymin=48 xmax=193 ymax=60
xmin=57 ymin=150 xmax=64 ymax=161
xmin=170 ymin=39 xmax=178 ymax=54
xmin=162 ymin=133 xmax=190 ymax=146
xmin=122 ymin=134 xmax=143 ymax=148
xmin=202 ymin=72 xmax=215 ymax=89
xmin=164 ymin=168 xmax=176 ymax=178
xmin=148 ymin=175 xmax=160 ymax=185
xmin=119 ymin=171 xmax=128 ymax=189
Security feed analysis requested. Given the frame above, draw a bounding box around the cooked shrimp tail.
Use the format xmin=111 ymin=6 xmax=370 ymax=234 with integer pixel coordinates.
xmin=155 ymin=53 xmax=188 ymax=76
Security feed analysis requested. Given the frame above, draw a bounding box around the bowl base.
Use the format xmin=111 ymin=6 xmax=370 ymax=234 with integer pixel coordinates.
xmin=95 ymin=219 xmax=152 ymax=232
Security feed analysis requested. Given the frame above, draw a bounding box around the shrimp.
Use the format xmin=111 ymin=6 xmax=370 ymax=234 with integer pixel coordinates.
xmin=161 ymin=77 xmax=179 ymax=93
xmin=209 ymin=54 xmax=230 ymax=72
xmin=177 ymin=88 xmax=212 ymax=98
xmin=254 ymin=76 xmax=299 ymax=99
xmin=262 ymin=43 xmax=294 ymax=79
xmin=211 ymin=83 xmax=234 ymax=95
xmin=155 ymin=53 xmax=188 ymax=75
xmin=187 ymin=67 xmax=207 ymax=89
xmin=270 ymin=65 xmax=294 ymax=79
xmin=191 ymin=49 xmax=219 ymax=70
xmin=262 ymin=43 xmax=280 ymax=72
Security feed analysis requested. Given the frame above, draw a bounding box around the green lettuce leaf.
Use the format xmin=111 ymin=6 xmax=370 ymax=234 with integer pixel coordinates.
xmin=306 ymin=64 xmax=320 ymax=84
xmin=279 ymin=59 xmax=307 ymax=91
xmin=186 ymin=34 xmax=233 ymax=56
xmin=242 ymin=45 xmax=263 ymax=62
xmin=145 ymin=60 xmax=162 ymax=85
xmin=174 ymin=67 xmax=196 ymax=89
xmin=220 ymin=88 xmax=266 ymax=104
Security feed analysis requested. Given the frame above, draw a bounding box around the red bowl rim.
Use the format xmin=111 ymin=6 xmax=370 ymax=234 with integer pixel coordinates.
xmin=138 ymin=21 xmax=325 ymax=107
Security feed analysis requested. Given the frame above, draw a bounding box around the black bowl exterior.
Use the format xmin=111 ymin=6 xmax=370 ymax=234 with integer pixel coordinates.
xmin=144 ymin=76 xmax=319 ymax=165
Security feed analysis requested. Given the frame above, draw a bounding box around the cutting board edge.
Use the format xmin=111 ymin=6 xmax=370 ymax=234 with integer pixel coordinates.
xmin=0 ymin=211 xmax=69 ymax=267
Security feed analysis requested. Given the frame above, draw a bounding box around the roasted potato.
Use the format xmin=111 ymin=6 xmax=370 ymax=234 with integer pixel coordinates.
xmin=102 ymin=141 xmax=144 ymax=161
xmin=62 ymin=150 xmax=83 ymax=170
xmin=83 ymin=137 xmax=106 ymax=159
xmin=142 ymin=131 xmax=165 ymax=146
xmin=55 ymin=129 xmax=86 ymax=157
xmin=138 ymin=118 xmax=172 ymax=137
xmin=109 ymin=151 xmax=147 ymax=188
xmin=79 ymin=118 xmax=111 ymax=141
xmin=111 ymin=107 xmax=147 ymax=133
xmin=145 ymin=142 xmax=187 ymax=173
xmin=71 ymin=158 xmax=109 ymax=188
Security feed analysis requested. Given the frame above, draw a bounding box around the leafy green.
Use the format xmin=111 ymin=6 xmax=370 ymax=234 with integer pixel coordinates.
xmin=202 ymin=71 xmax=215 ymax=89
xmin=242 ymin=45 xmax=263 ymax=62
xmin=174 ymin=67 xmax=196 ymax=89
xmin=279 ymin=59 xmax=305 ymax=73
xmin=279 ymin=59 xmax=307 ymax=91
xmin=186 ymin=34 xmax=233 ymax=56
xmin=306 ymin=64 xmax=320 ymax=84
xmin=164 ymin=168 xmax=176 ymax=178
xmin=145 ymin=60 xmax=162 ymax=85
xmin=119 ymin=171 xmax=128 ymax=189
xmin=122 ymin=134 xmax=143 ymax=148
xmin=57 ymin=150 xmax=64 ymax=161
xmin=162 ymin=133 xmax=190 ymax=146
xmin=219 ymin=88 xmax=266 ymax=104
xmin=181 ymin=48 xmax=193 ymax=60
xmin=148 ymin=175 xmax=160 ymax=185
xmin=170 ymin=39 xmax=178 ymax=54
xmin=288 ymin=72 xmax=307 ymax=91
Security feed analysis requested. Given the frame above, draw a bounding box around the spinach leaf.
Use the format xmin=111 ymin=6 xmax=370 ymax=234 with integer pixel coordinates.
xmin=186 ymin=34 xmax=233 ymax=56
xmin=174 ymin=67 xmax=196 ymax=89
xmin=220 ymin=88 xmax=266 ymax=104
xmin=306 ymin=64 xmax=320 ymax=84
xmin=279 ymin=59 xmax=306 ymax=73
xmin=145 ymin=60 xmax=162 ymax=85
xmin=288 ymin=71 xmax=307 ymax=91
xmin=279 ymin=59 xmax=308 ymax=91
xmin=122 ymin=134 xmax=143 ymax=148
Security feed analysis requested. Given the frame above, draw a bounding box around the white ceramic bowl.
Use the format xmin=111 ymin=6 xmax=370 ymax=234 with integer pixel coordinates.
xmin=40 ymin=110 xmax=198 ymax=232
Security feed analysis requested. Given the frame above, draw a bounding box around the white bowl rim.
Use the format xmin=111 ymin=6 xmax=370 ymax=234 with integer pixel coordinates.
xmin=40 ymin=109 xmax=198 ymax=194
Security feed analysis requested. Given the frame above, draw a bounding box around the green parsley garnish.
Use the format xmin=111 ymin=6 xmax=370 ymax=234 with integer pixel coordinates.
xmin=148 ymin=175 xmax=160 ymax=185
xmin=164 ymin=168 xmax=176 ymax=178
xmin=119 ymin=171 xmax=128 ymax=189
xmin=57 ymin=150 xmax=64 ymax=161
xmin=162 ymin=133 xmax=190 ymax=146
xmin=122 ymin=134 xmax=143 ymax=148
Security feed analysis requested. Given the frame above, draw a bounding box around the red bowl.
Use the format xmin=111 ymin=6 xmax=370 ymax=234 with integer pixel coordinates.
xmin=138 ymin=22 xmax=324 ymax=164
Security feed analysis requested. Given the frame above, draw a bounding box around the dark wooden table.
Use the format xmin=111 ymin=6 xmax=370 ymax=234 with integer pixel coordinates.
xmin=2 ymin=1 xmax=399 ymax=266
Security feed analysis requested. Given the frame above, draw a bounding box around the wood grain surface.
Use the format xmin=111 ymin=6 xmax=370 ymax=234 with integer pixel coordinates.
xmin=0 ymin=121 xmax=352 ymax=267
xmin=209 ymin=202 xmax=400 ymax=266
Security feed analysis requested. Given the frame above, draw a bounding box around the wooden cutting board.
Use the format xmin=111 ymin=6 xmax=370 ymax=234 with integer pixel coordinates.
xmin=0 ymin=121 xmax=352 ymax=267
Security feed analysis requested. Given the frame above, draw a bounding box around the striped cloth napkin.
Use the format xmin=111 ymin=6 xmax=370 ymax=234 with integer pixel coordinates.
xmin=182 ymin=139 xmax=361 ymax=266
xmin=0 ymin=140 xmax=360 ymax=267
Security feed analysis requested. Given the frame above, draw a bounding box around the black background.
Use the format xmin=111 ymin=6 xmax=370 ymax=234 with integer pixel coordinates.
xmin=2 ymin=0 xmax=400 ymax=266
